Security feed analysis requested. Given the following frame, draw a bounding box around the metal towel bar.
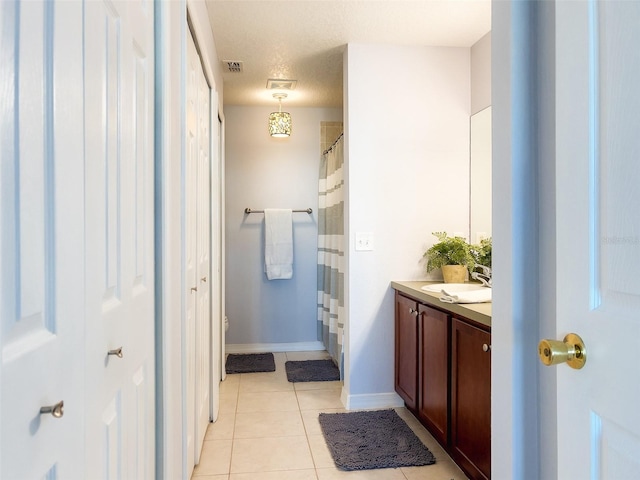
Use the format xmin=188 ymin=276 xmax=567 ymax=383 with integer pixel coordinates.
xmin=244 ymin=208 xmax=312 ymax=214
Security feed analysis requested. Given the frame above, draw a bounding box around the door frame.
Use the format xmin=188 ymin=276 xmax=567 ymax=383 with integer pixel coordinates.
xmin=492 ymin=2 xmax=558 ymax=479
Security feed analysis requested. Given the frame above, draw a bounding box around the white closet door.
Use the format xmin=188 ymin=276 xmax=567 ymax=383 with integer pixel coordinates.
xmin=185 ymin=29 xmax=199 ymax=475
xmin=195 ymin=47 xmax=212 ymax=462
xmin=83 ymin=0 xmax=155 ymax=478
xmin=0 ymin=2 xmax=85 ymax=478
xmin=186 ymin=28 xmax=213 ymax=468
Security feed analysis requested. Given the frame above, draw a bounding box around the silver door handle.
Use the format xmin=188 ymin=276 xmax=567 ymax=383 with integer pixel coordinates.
xmin=201 ymin=276 xmax=207 ymax=282
xmin=40 ymin=400 xmax=64 ymax=418
xmin=191 ymin=286 xmax=198 ymax=292
xmin=108 ymin=347 xmax=123 ymax=358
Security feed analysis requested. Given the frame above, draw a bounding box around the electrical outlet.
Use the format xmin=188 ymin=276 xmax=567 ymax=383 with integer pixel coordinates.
xmin=355 ymin=232 xmax=374 ymax=251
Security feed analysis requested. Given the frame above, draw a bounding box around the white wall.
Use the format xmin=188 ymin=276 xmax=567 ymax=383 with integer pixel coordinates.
xmin=344 ymin=44 xmax=470 ymax=404
xmin=225 ymin=106 xmax=343 ymax=347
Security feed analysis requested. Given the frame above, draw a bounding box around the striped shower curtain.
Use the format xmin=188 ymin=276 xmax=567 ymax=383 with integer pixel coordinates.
xmin=317 ymin=134 xmax=345 ymax=378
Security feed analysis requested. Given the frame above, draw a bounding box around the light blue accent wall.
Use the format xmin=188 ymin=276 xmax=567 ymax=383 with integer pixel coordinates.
xmin=224 ymin=106 xmax=343 ymax=345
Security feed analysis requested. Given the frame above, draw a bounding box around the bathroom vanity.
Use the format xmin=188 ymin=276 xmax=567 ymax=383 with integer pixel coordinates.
xmin=391 ymin=281 xmax=491 ymax=480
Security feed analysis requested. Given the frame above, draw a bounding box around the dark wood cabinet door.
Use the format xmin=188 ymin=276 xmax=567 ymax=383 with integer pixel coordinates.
xmin=394 ymin=292 xmax=419 ymax=409
xmin=451 ymin=318 xmax=491 ymax=480
xmin=418 ymin=304 xmax=450 ymax=447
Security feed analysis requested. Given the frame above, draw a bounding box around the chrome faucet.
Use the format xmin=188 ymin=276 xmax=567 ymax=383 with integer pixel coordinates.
xmin=471 ymin=264 xmax=492 ymax=287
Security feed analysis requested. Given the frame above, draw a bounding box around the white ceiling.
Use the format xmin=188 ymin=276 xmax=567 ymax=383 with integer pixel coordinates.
xmin=205 ymin=1 xmax=491 ymax=108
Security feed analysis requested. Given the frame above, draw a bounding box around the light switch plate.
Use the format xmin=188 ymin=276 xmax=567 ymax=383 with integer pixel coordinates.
xmin=355 ymin=232 xmax=374 ymax=251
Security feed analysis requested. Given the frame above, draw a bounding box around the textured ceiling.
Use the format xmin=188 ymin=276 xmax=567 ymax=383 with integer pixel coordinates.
xmin=206 ymin=1 xmax=491 ymax=108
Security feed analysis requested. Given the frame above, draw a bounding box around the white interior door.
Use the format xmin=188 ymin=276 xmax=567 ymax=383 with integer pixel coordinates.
xmin=0 ymin=2 xmax=85 ymax=477
xmin=84 ymin=0 xmax=155 ymax=477
xmin=555 ymin=1 xmax=640 ymax=477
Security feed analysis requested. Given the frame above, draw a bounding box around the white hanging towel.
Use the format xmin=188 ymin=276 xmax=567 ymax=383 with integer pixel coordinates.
xmin=264 ymin=208 xmax=293 ymax=280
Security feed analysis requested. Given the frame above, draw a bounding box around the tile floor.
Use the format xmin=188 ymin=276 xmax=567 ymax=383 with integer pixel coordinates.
xmin=192 ymin=350 xmax=468 ymax=480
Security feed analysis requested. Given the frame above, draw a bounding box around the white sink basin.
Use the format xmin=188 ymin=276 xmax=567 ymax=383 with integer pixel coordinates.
xmin=421 ymin=283 xmax=488 ymax=293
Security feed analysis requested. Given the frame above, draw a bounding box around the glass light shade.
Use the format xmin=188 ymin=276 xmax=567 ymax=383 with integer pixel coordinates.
xmin=268 ymin=111 xmax=292 ymax=137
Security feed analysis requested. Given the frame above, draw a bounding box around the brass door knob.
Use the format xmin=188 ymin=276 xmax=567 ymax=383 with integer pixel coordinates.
xmin=538 ymin=333 xmax=586 ymax=369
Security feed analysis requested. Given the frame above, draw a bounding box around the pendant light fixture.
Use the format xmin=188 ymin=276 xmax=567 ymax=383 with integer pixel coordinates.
xmin=268 ymin=93 xmax=292 ymax=137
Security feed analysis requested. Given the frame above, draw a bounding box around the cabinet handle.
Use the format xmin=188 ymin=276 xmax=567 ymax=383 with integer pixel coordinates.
xmin=191 ymin=286 xmax=198 ymax=292
xmin=408 ymin=308 xmax=419 ymax=317
xmin=482 ymin=343 xmax=491 ymax=352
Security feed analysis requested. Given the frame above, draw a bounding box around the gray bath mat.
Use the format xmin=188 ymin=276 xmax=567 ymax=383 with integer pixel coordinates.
xmin=285 ymin=359 xmax=340 ymax=382
xmin=225 ymin=353 xmax=275 ymax=374
xmin=319 ymin=409 xmax=436 ymax=471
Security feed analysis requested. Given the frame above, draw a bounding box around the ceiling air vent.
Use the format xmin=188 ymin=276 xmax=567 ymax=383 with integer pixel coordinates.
xmin=223 ymin=61 xmax=243 ymax=73
xmin=266 ymin=78 xmax=297 ymax=91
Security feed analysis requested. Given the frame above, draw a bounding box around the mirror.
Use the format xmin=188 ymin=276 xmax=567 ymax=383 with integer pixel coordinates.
xmin=469 ymin=106 xmax=492 ymax=244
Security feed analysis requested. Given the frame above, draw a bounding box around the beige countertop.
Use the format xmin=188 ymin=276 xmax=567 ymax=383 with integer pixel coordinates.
xmin=391 ymin=280 xmax=492 ymax=329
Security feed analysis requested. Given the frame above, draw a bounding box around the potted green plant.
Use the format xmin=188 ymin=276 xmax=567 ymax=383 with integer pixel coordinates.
xmin=471 ymin=237 xmax=492 ymax=269
xmin=423 ymin=232 xmax=476 ymax=283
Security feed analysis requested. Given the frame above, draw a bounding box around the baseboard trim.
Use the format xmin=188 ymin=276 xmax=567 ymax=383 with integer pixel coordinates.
xmin=225 ymin=341 xmax=325 ymax=354
xmin=342 ymin=391 xmax=405 ymax=410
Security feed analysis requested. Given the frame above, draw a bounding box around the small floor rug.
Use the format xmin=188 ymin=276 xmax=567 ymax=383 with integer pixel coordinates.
xmin=285 ymin=359 xmax=340 ymax=382
xmin=319 ymin=409 xmax=436 ymax=471
xmin=225 ymin=353 xmax=275 ymax=374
